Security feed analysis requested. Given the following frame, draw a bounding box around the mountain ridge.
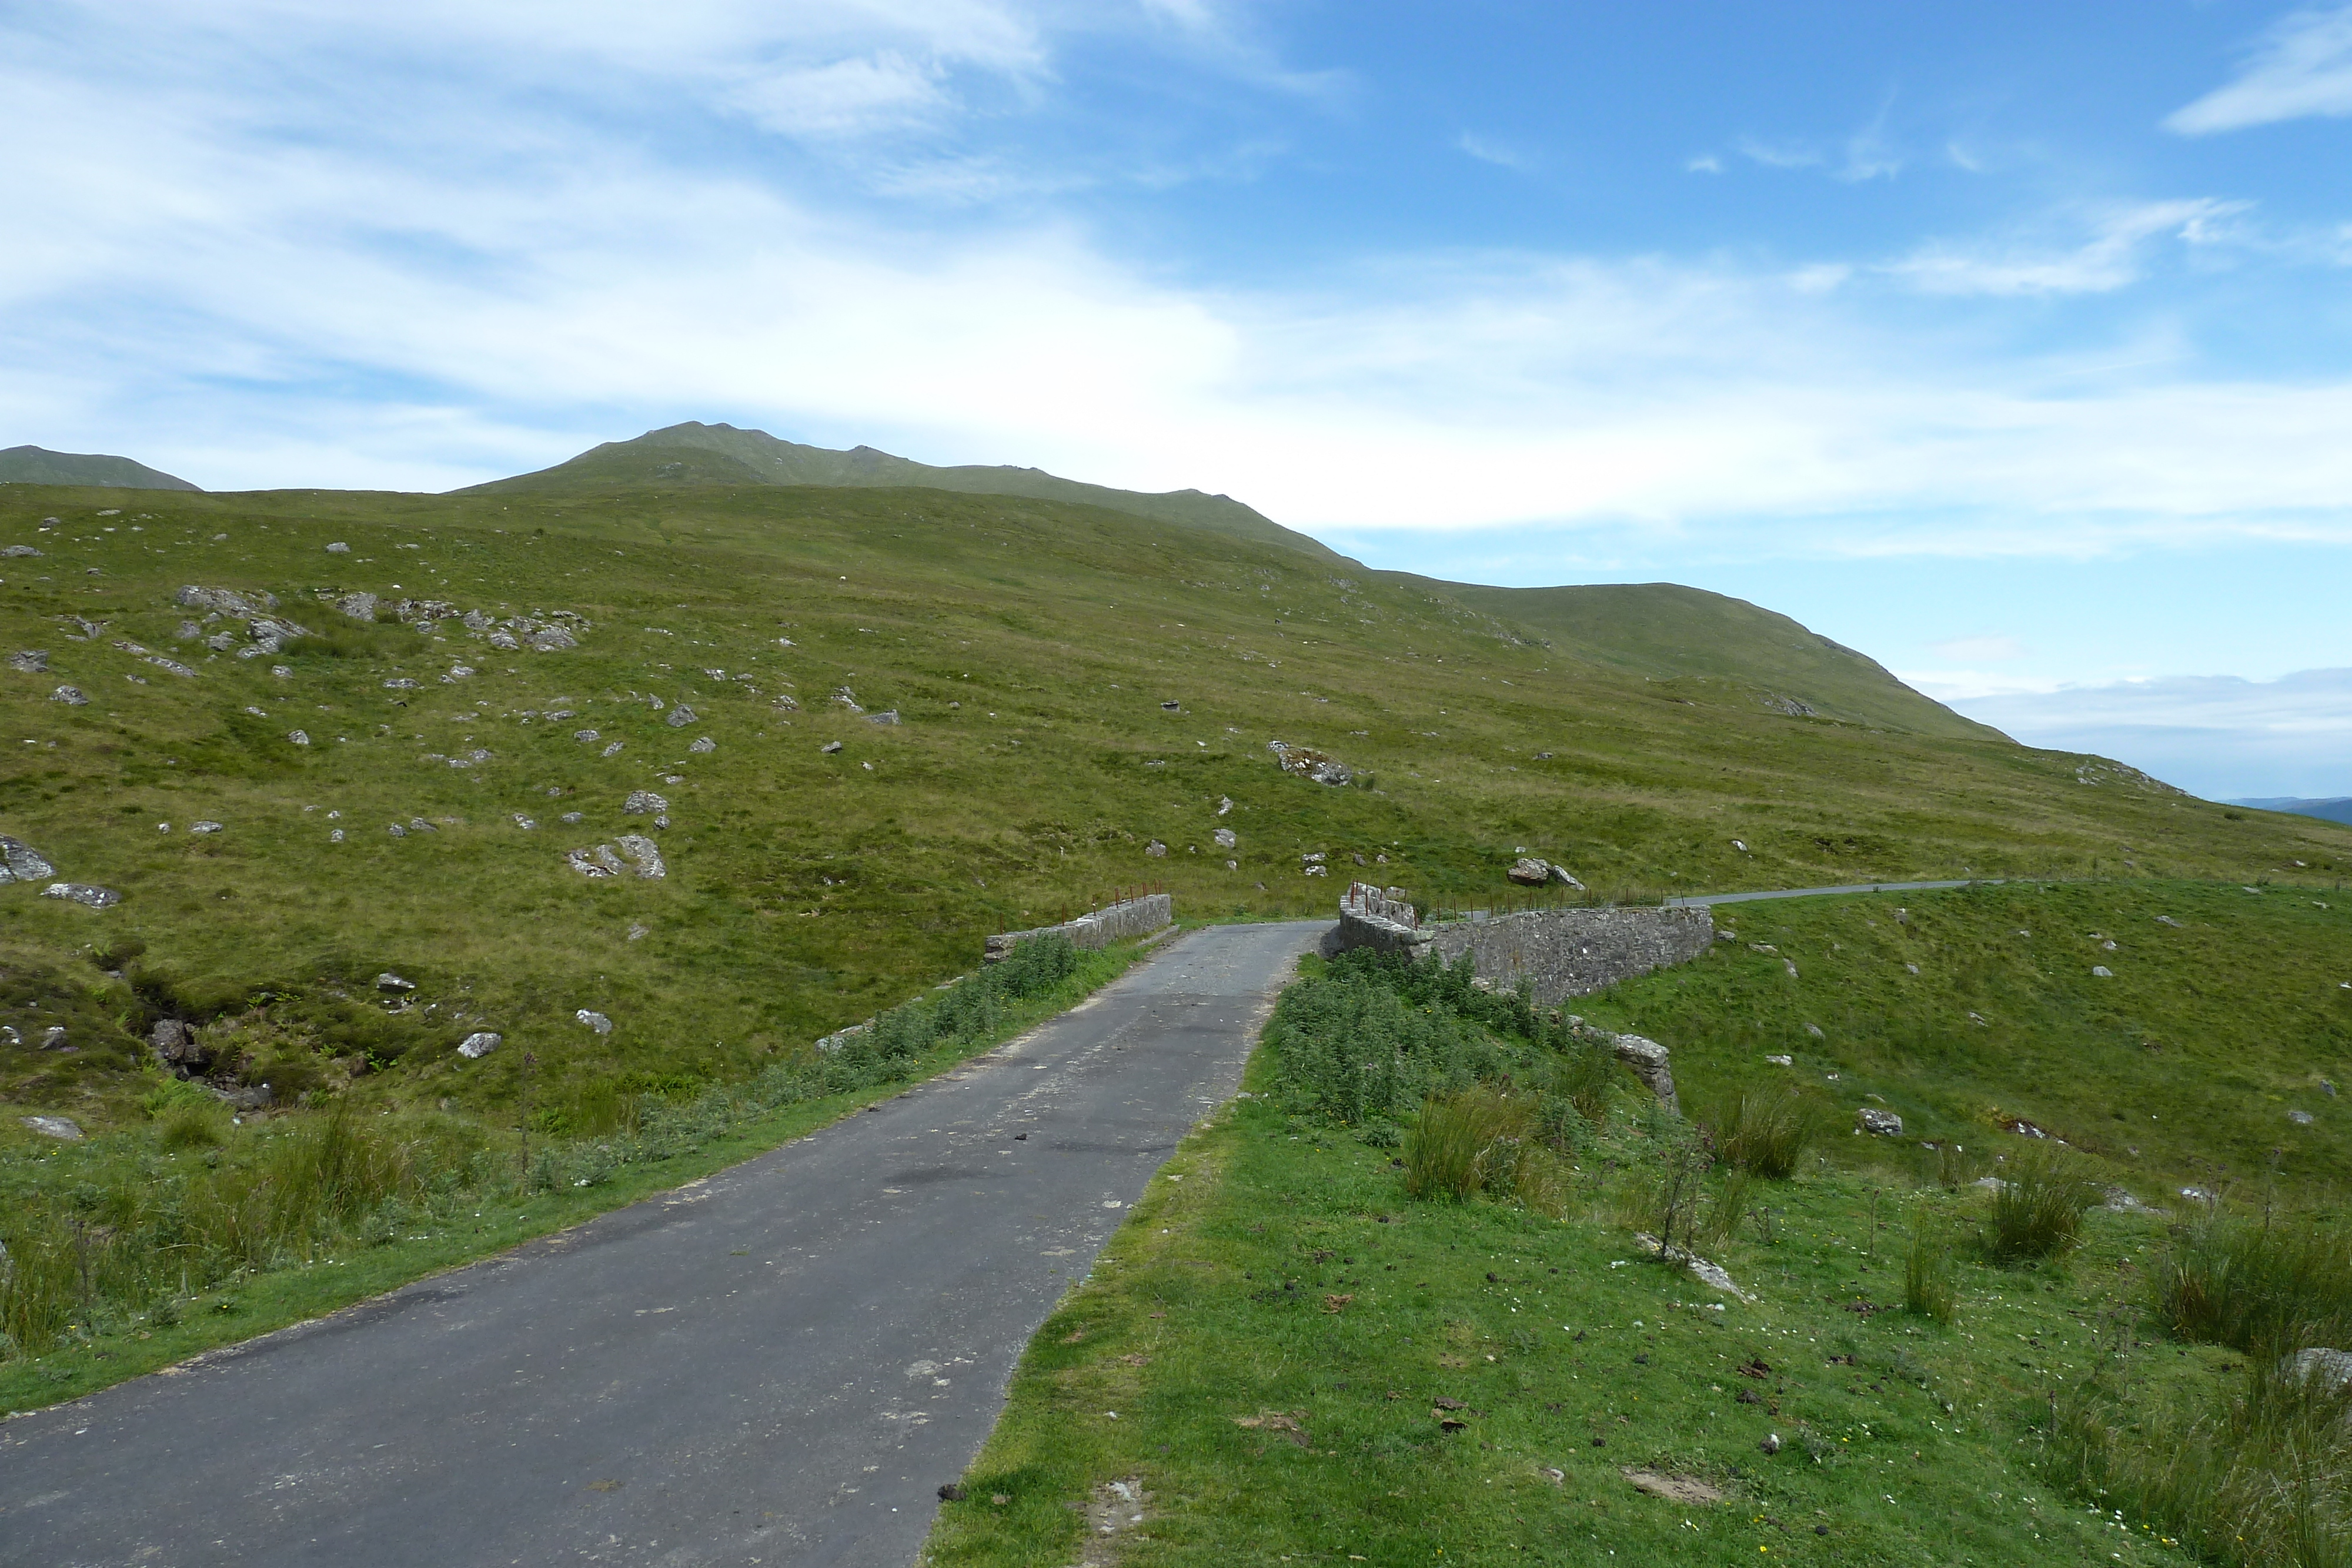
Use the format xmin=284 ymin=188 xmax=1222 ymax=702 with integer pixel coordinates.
xmin=0 ymin=444 xmax=201 ymax=492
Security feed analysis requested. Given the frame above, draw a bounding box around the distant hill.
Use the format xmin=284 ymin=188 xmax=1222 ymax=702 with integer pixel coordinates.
xmin=0 ymin=445 xmax=201 ymax=491
xmin=470 ymin=421 xmax=1348 ymax=565
xmin=1428 ymin=579 xmax=2005 ymax=742
xmin=2229 ymin=797 xmax=2352 ymax=826
xmin=476 ymin=424 xmax=2003 ymax=740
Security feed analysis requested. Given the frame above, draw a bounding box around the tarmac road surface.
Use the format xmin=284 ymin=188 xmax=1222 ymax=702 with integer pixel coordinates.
xmin=0 ymin=920 xmax=1326 ymax=1568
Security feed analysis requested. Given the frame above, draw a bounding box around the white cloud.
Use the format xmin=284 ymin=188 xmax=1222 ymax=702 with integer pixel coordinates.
xmin=1947 ymin=668 xmax=2352 ymax=799
xmin=1685 ymin=153 xmax=1722 ymax=174
xmin=725 ymin=54 xmax=953 ymax=140
xmin=1456 ymin=132 xmax=1529 ymax=170
xmin=2168 ymin=4 xmax=2352 ymax=134
xmin=1887 ymin=199 xmax=2250 ymax=296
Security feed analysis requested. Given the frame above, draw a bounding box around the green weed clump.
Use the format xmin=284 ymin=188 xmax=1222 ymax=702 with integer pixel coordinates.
xmin=1984 ymin=1148 xmax=2102 ymax=1262
xmin=2153 ymin=1219 xmax=2352 ymax=1354
xmin=1401 ymin=1088 xmax=1529 ymax=1202
xmin=1904 ymin=1219 xmax=1959 ymax=1323
xmin=2044 ymin=1362 xmax=2352 ymax=1568
xmin=1700 ymin=1085 xmax=1820 ymax=1178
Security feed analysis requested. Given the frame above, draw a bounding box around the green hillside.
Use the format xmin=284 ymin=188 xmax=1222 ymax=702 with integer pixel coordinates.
xmin=475 ymin=420 xmax=1348 ymax=564
xmin=0 ymin=445 xmax=201 ymax=492
xmin=1441 ymin=579 xmax=2002 ymax=740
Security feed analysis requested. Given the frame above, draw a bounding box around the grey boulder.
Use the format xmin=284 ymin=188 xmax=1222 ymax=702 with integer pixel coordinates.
xmin=1 ymin=835 xmax=59 ymax=882
xmin=1856 ymin=1107 xmax=1904 ymax=1136
xmin=51 ymin=685 xmax=88 ymax=706
xmin=456 ymin=1031 xmax=502 ymax=1059
xmin=665 ymin=704 xmax=697 ymax=728
xmin=42 ymin=882 xmax=121 ymax=908
xmin=576 ymin=1009 xmax=614 ymax=1035
xmin=8 ymin=649 xmax=46 ymax=673
xmin=624 ymin=790 xmax=668 ymax=815
xmin=21 ymin=1115 xmax=82 ymax=1141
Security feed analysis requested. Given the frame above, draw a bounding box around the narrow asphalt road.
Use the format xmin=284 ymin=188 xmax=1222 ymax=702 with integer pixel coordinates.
xmin=0 ymin=920 xmax=1327 ymax=1568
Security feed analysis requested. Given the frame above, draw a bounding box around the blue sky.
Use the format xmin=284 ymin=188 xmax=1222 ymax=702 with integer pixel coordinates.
xmin=4 ymin=1 xmax=2350 ymax=798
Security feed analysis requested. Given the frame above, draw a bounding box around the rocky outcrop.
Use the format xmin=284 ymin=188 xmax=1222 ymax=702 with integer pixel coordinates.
xmin=1269 ymin=740 xmax=1351 ymax=786
xmin=0 ymin=836 xmax=59 ymax=883
xmin=985 ymin=892 xmax=1174 ymax=962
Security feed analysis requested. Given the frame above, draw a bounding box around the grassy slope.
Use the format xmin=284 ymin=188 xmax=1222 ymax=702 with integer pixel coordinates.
xmin=473 ymin=421 xmax=1349 ymax=564
xmin=926 ymin=878 xmax=2352 ymax=1566
xmin=1439 ymin=580 xmax=2001 ymax=741
xmin=0 ymin=447 xmax=200 ymax=491
xmin=3 ymin=479 xmax=2345 ymax=1136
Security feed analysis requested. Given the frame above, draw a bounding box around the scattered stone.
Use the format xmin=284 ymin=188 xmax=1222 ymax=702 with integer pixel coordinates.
xmin=8 ymin=649 xmax=48 ymax=673
xmin=325 ymin=541 xmax=351 ymax=553
xmin=336 ymin=591 xmax=379 ymax=621
xmin=602 ymin=740 xmax=624 ymax=757
xmin=1145 ymin=840 xmax=1168 ymax=858
xmin=1 ymin=544 xmax=40 ymax=558
xmin=1759 ymin=1432 xmax=1783 ymax=1455
xmin=1730 ymin=839 xmax=1748 ymax=852
xmin=627 ymin=922 xmax=649 ymax=941
xmin=1217 ymin=796 xmax=1234 ymax=815
xmin=867 ymin=710 xmax=900 ymax=726
xmin=39 ymin=1025 xmax=68 ymax=1050
xmin=1622 ymin=1469 xmax=1725 ymax=1505
xmin=0 ymin=835 xmax=59 ymax=882
xmin=688 ymin=736 xmax=715 ymax=753
xmin=1856 ymin=1107 xmax=1904 ymax=1136
xmin=1506 ymin=857 xmax=1553 ymax=886
xmin=821 ymin=740 xmax=843 ymax=754
xmin=624 ymin=790 xmax=668 ymax=815
xmin=190 ymin=820 xmax=223 ymax=834
xmin=445 ymin=665 xmax=476 ymax=681
xmin=832 ymin=687 xmax=863 ymax=713
xmin=329 ymin=829 xmax=344 ymax=842
xmin=1804 ymin=1022 xmax=1824 ymax=1038
xmin=21 ymin=1115 xmax=82 ymax=1141
xmin=2291 ymin=1348 xmax=2352 ymax=1389
xmin=564 ymin=847 xmax=614 ymax=878
xmin=2103 ymin=1186 xmax=2161 ymax=1214
xmin=408 ymin=818 xmax=436 ymax=833
xmin=572 ymin=730 xmax=600 ymax=743
xmin=41 ymin=882 xmax=120 ymax=908
xmin=576 ymin=1009 xmax=613 ymax=1035
xmin=385 ymin=677 xmax=420 ymax=690
xmin=513 ymin=814 xmax=538 ymax=830
xmin=288 ymin=729 xmax=311 ymax=746
xmin=773 ymin=693 xmax=800 ymax=712
xmin=1268 ymin=739 xmax=1351 ymax=785
xmin=616 ymin=834 xmax=665 ymax=878
xmin=1612 ymin=1034 xmax=1679 ymax=1112
xmin=457 ymin=1031 xmax=502 ymax=1059
xmin=2291 ymin=1109 xmax=2316 ymax=1125
xmin=524 ymin=626 xmax=576 ymax=652
xmin=1214 ymin=827 xmax=1237 ymax=850
xmin=51 ymin=684 xmax=88 ymax=706
xmin=1764 ymin=1054 xmax=1793 ymax=1066
xmin=2091 ymin=965 xmax=2113 ymax=978
xmin=560 ymin=811 xmax=583 ymax=824
xmin=2181 ymin=1185 xmax=2217 ymax=1203
xmin=665 ymin=704 xmax=697 ymax=728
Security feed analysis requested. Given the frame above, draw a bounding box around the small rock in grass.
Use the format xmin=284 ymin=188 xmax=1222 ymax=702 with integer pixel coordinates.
xmin=688 ymin=735 xmax=714 ymax=753
xmin=2290 ymin=1348 xmax=2352 ymax=1389
xmin=624 ymin=790 xmax=667 ymax=815
xmin=821 ymin=740 xmax=843 ymax=754
xmin=560 ymin=811 xmax=583 ymax=824
xmin=456 ymin=1031 xmax=502 ymax=1059
xmin=1856 ymin=1106 xmax=1903 ymax=1136
xmin=42 ymin=882 xmax=120 ymax=908
xmin=329 ymin=829 xmax=345 ymax=842
xmin=576 ymin=1009 xmax=613 ymax=1035
xmin=190 ymin=820 xmax=223 ymax=834
xmin=664 ymin=704 xmax=697 ymax=728
xmin=10 ymin=649 xmax=50 ymax=673
xmin=574 ymin=729 xmax=599 ymax=743
xmin=1622 ymin=1468 xmax=1724 ymax=1505
xmin=377 ymin=972 xmax=416 ymax=991
xmin=1 ymin=544 xmax=40 ymax=558
xmin=2290 ymin=1109 xmax=2316 ymax=1125
xmin=866 ymin=710 xmax=900 ymax=726
xmin=1145 ymin=840 xmax=1168 ymax=857
xmin=1213 ymin=827 xmax=1237 ymax=850
xmin=21 ymin=1115 xmax=82 ymax=1141
xmin=616 ymin=834 xmax=665 ymax=878
xmin=39 ymin=1025 xmax=68 ymax=1049
xmin=513 ymin=814 xmax=537 ymax=830
xmin=2092 ymin=965 xmax=2113 ymax=978
xmin=1759 ymin=1433 xmax=1783 ymax=1455
xmin=288 ymin=729 xmax=310 ymax=746
xmin=387 ymin=824 xmax=407 ymax=837
xmin=51 ymin=684 xmax=89 ymax=705
xmin=325 ymin=541 xmax=350 ymax=553
xmin=1764 ymin=1054 xmax=1792 ymax=1066
xmin=626 ymin=922 xmax=649 ymax=941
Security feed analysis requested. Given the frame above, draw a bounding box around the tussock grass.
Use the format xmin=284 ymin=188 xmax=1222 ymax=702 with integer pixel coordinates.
xmin=1905 ymin=1217 xmax=1959 ymax=1323
xmin=2153 ymin=1218 xmax=2352 ymax=1355
xmin=1984 ymin=1146 xmax=2102 ymax=1262
xmin=1700 ymin=1084 xmax=1820 ymax=1178
xmin=1400 ymin=1087 xmax=1530 ymax=1202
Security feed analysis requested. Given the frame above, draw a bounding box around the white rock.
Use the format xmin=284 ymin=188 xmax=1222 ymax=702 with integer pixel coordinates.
xmin=288 ymin=729 xmax=310 ymax=746
xmin=51 ymin=684 xmax=88 ymax=706
xmin=576 ymin=1009 xmax=614 ymax=1035
xmin=1214 ymin=827 xmax=1237 ymax=849
xmin=325 ymin=541 xmax=351 ymax=553
xmin=190 ymin=820 xmax=223 ymax=834
xmin=616 ymin=834 xmax=665 ymax=878
xmin=456 ymin=1031 xmax=502 ymax=1059
xmin=2091 ymin=965 xmax=2113 ymax=978
xmin=688 ymin=735 xmax=715 ymax=753
xmin=1856 ymin=1106 xmax=1903 ymax=1136
xmin=1764 ymin=1054 xmax=1793 ymax=1066
xmin=513 ymin=814 xmax=537 ymax=830
xmin=42 ymin=882 xmax=121 ymax=908
xmin=21 ymin=1115 xmax=82 ymax=1141
xmin=624 ymin=791 xmax=668 ymax=815
xmin=666 ymin=704 xmax=697 ymax=728
xmin=1 ymin=835 xmax=59 ymax=882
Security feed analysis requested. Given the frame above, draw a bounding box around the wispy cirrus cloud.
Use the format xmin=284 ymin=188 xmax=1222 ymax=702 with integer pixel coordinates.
xmin=2168 ymin=4 xmax=2352 ymax=134
xmin=1455 ymin=132 xmax=1529 ymax=170
xmin=1886 ymin=199 xmax=2249 ymax=296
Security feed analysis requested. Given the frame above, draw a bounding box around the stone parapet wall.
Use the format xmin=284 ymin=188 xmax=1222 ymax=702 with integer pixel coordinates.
xmin=984 ymin=893 xmax=1174 ymax=962
xmin=1327 ymin=882 xmax=1713 ymax=1005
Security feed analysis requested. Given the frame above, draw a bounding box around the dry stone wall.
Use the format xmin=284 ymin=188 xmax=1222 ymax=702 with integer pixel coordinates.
xmin=984 ymin=893 xmax=1174 ymax=963
xmin=1329 ymin=882 xmax=1713 ymax=1005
